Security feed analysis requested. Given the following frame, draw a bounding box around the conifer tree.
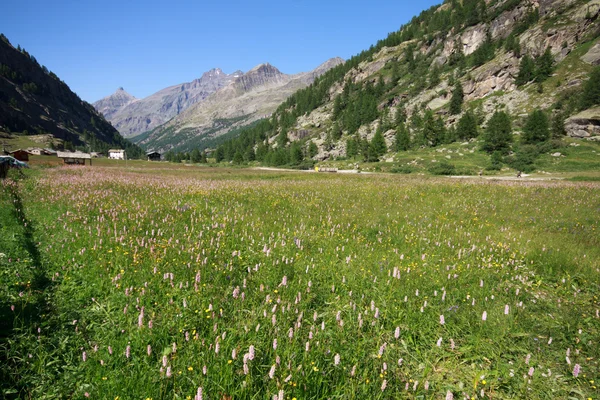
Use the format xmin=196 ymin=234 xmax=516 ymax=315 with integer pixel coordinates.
xmin=580 ymin=67 xmax=600 ymax=110
xmin=481 ymin=111 xmax=512 ymax=154
xmin=522 ymin=109 xmax=550 ymax=144
xmin=395 ymin=123 xmax=411 ymax=151
xmin=535 ymin=47 xmax=554 ymax=83
xmin=456 ymin=110 xmax=479 ymax=140
xmin=370 ymin=128 xmax=387 ymax=160
xmin=449 ymin=81 xmax=464 ymax=115
xmin=516 ymin=54 xmax=535 ymax=86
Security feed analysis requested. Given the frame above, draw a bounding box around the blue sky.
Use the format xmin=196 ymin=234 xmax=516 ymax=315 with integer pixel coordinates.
xmin=2 ymin=0 xmax=441 ymax=102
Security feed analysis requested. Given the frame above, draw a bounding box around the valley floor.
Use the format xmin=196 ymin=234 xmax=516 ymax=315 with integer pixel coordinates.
xmin=1 ymin=165 xmax=599 ymax=399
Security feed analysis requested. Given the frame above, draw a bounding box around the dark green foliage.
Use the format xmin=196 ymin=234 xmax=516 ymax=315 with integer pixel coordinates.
xmin=470 ymin=33 xmax=495 ymax=68
xmin=580 ymin=67 xmax=600 ymax=110
xmin=522 ymin=109 xmax=550 ymax=144
xmin=290 ymin=142 xmax=304 ymax=164
xmin=506 ymin=144 xmax=538 ymax=173
xmin=481 ymin=111 xmax=512 ymax=154
xmin=395 ymin=104 xmax=407 ymax=126
xmin=516 ymin=55 xmax=535 ymax=86
xmin=504 ymin=34 xmax=521 ymax=56
xmin=511 ymin=8 xmax=539 ymax=37
xmin=535 ymin=47 xmax=554 ymax=83
xmin=244 ymin=146 xmax=255 ymax=162
xmin=190 ymin=148 xmax=202 ymax=163
xmin=429 ymin=65 xmax=441 ymax=88
xmin=369 ymin=128 xmax=387 ymax=161
xmin=331 ymin=121 xmax=343 ymax=140
xmin=346 ymin=137 xmax=359 ymax=158
xmin=276 ymin=130 xmax=288 ymax=148
xmin=422 ymin=110 xmax=446 ymax=147
xmin=456 ymin=110 xmax=479 ymax=140
xmin=308 ymin=141 xmax=318 ymax=158
xmin=428 ymin=160 xmax=456 ymax=175
xmin=394 ymin=123 xmax=410 ymax=151
xmin=551 ymin=111 xmax=566 ymax=138
xmin=486 ymin=151 xmax=504 ymax=171
xmin=449 ymin=81 xmax=464 ymax=115
xmin=215 ymin=146 xmax=225 ymax=162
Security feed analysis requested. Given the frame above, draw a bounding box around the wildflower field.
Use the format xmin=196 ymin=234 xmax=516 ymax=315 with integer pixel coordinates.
xmin=1 ymin=166 xmax=599 ymax=400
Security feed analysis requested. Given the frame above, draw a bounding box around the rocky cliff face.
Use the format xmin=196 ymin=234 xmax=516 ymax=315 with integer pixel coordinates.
xmin=93 ymin=87 xmax=137 ymax=120
xmin=0 ymin=35 xmax=135 ymax=151
xmin=93 ymin=68 xmax=242 ymax=137
xmin=136 ymin=58 xmax=344 ymax=153
xmin=280 ymin=0 xmax=600 ymax=161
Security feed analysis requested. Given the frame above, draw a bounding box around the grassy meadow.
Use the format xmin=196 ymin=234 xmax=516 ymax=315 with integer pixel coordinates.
xmin=1 ymin=165 xmax=599 ymax=399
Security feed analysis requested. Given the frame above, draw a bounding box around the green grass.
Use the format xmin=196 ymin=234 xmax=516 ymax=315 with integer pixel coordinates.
xmin=1 ymin=166 xmax=599 ymax=399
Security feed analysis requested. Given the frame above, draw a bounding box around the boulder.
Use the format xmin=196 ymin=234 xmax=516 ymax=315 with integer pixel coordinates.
xmin=565 ymin=107 xmax=600 ymax=138
xmin=582 ymin=44 xmax=600 ymax=65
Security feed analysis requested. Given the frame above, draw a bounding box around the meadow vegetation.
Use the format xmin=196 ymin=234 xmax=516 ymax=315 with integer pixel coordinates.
xmin=1 ymin=166 xmax=599 ymax=399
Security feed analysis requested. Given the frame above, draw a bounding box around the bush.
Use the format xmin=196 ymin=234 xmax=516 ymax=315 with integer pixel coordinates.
xmin=390 ymin=165 xmax=415 ymax=174
xmin=505 ymin=144 xmax=538 ymax=172
xmin=428 ymin=161 xmax=456 ymax=175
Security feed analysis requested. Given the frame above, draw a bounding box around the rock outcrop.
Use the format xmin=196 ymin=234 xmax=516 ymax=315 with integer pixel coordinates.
xmin=565 ymin=107 xmax=600 ymax=139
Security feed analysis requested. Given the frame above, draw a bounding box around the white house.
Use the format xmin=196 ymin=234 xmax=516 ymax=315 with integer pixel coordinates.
xmin=108 ymin=149 xmax=126 ymax=160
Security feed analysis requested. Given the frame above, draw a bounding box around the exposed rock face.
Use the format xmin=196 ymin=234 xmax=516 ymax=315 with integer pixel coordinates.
xmin=93 ymin=68 xmax=241 ymax=137
xmin=464 ymin=53 xmax=518 ymax=100
xmin=93 ymin=87 xmax=137 ymax=121
xmin=565 ymin=107 xmax=600 ymax=138
xmin=582 ymin=43 xmax=600 ymax=65
xmin=137 ymin=58 xmax=344 ymax=152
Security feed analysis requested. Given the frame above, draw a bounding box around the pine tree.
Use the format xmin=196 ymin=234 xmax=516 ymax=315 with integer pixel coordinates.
xmin=522 ymin=109 xmax=550 ymax=144
xmin=516 ymin=54 xmax=535 ymax=86
xmin=190 ymin=148 xmax=201 ymax=163
xmin=394 ymin=123 xmax=411 ymax=151
xmin=449 ymin=81 xmax=464 ymax=115
xmin=370 ymin=128 xmax=387 ymax=159
xmin=535 ymin=47 xmax=554 ymax=83
xmin=276 ymin=130 xmax=288 ymax=148
xmin=422 ymin=110 xmax=446 ymax=147
xmin=551 ymin=111 xmax=566 ymax=138
xmin=481 ymin=111 xmax=512 ymax=154
xmin=395 ymin=104 xmax=407 ymax=126
xmin=456 ymin=110 xmax=479 ymax=140
xmin=580 ymin=67 xmax=600 ymax=110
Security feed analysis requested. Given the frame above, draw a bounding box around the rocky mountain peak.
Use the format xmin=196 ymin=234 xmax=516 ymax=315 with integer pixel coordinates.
xmin=233 ymin=63 xmax=285 ymax=93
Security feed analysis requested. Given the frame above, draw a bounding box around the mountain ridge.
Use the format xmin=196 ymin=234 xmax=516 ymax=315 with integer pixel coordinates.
xmin=93 ymin=68 xmax=242 ymax=137
xmin=0 ymin=34 xmax=141 ymax=155
xmin=135 ymin=57 xmax=345 ymax=153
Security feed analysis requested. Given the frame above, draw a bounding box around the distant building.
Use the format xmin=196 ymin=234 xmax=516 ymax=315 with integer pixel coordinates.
xmin=27 ymin=148 xmax=45 ymax=156
xmin=146 ymin=151 xmax=161 ymax=161
xmin=56 ymin=151 xmax=92 ymax=165
xmin=108 ymin=149 xmax=126 ymax=160
xmin=9 ymin=149 xmax=29 ymax=162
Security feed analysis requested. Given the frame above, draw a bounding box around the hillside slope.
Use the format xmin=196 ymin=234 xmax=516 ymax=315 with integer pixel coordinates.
xmin=0 ymin=35 xmax=141 ymax=155
xmin=135 ymin=58 xmax=344 ymax=153
xmin=93 ymin=68 xmax=242 ymax=138
xmin=213 ymin=0 xmax=600 ymax=170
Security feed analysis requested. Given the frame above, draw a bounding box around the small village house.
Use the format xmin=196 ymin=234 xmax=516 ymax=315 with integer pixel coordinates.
xmin=57 ymin=151 xmax=92 ymax=165
xmin=108 ymin=149 xmax=126 ymax=160
xmin=146 ymin=151 xmax=161 ymax=161
xmin=9 ymin=149 xmax=29 ymax=162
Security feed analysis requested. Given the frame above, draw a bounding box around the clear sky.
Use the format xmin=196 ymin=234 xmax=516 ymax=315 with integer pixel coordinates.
xmin=1 ymin=0 xmax=441 ymax=103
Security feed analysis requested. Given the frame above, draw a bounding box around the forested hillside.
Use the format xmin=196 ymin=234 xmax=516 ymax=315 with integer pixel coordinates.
xmin=0 ymin=34 xmax=143 ymax=156
xmin=210 ymin=0 xmax=600 ymax=172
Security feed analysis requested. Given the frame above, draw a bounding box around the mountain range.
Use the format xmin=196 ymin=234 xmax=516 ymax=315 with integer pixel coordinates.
xmin=93 ymin=68 xmax=243 ymax=138
xmin=131 ymin=58 xmax=344 ymax=153
xmin=93 ymin=58 xmax=343 ymax=153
